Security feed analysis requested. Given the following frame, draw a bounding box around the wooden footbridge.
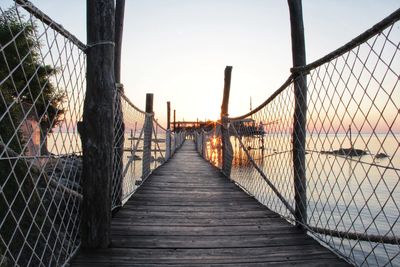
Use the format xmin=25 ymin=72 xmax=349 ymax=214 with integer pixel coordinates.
xmin=71 ymin=141 xmax=349 ymax=266
xmin=3 ymin=1 xmax=400 ymax=266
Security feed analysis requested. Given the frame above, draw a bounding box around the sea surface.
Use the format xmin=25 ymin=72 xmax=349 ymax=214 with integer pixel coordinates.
xmin=208 ymin=133 xmax=400 ymax=266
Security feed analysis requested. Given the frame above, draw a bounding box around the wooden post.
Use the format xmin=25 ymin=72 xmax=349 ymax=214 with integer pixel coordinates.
xmin=80 ymin=0 xmax=115 ymax=248
xmin=114 ymin=0 xmax=125 ymax=83
xmin=221 ymin=66 xmax=233 ymax=177
xmin=167 ymin=102 xmax=171 ymax=130
xmin=288 ymin=0 xmax=307 ymax=229
xmin=202 ymin=131 xmax=207 ymax=158
xmin=111 ymin=0 xmax=125 ymax=213
xmin=221 ymin=66 xmax=232 ymax=118
xmin=173 ymin=109 xmax=176 ymax=132
xmin=142 ymin=93 xmax=154 ymax=178
xmin=166 ymin=101 xmax=171 ymax=159
xmin=112 ymin=83 xmax=124 ymax=212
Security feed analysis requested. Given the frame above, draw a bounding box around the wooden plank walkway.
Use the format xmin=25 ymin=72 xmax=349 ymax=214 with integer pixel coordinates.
xmin=72 ymin=141 xmax=350 ymax=266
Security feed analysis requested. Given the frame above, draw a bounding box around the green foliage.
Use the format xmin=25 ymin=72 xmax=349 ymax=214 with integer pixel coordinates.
xmin=0 ymin=7 xmax=65 ymax=153
xmin=0 ymin=157 xmax=47 ymax=266
xmin=0 ymin=8 xmax=66 ymax=266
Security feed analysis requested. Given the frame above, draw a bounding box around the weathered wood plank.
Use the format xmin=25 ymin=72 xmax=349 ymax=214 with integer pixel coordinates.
xmin=72 ymin=246 xmax=348 ymax=266
xmin=110 ymin=225 xmax=300 ymax=235
xmin=71 ymin=141 xmax=350 ymax=266
xmin=110 ymin=217 xmax=287 ymax=227
xmin=120 ymin=204 xmax=269 ymax=212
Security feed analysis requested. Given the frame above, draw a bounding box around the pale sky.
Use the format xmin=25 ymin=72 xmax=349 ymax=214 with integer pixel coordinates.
xmin=24 ymin=0 xmax=400 ymax=126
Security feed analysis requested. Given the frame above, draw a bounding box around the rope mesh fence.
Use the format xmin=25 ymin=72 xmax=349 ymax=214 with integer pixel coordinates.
xmin=1 ymin=1 xmax=85 ymax=266
xmin=195 ymin=9 xmax=400 ymax=267
xmin=111 ymin=93 xmax=146 ymax=209
xmin=151 ymin=118 xmax=166 ymax=172
xmin=229 ymin=83 xmax=296 ymax=220
xmin=304 ymin=14 xmax=400 ymax=265
xmin=111 ymin=94 xmax=186 ymax=210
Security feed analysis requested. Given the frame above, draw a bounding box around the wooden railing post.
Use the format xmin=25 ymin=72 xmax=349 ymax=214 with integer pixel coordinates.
xmin=202 ymin=131 xmax=207 ymax=158
xmin=112 ymin=83 xmax=124 ymax=211
xmin=80 ymin=0 xmax=115 ymax=248
xmin=111 ymin=0 xmax=125 ymax=212
xmin=166 ymin=101 xmax=171 ymax=160
xmin=221 ymin=66 xmax=232 ymax=119
xmin=221 ymin=66 xmax=233 ymax=177
xmin=196 ymin=131 xmax=202 ymax=155
xmin=114 ymin=0 xmax=125 ymax=83
xmin=173 ymin=109 xmax=176 ymax=132
xmin=142 ymin=93 xmax=154 ymax=178
xmin=288 ymin=0 xmax=308 ymax=229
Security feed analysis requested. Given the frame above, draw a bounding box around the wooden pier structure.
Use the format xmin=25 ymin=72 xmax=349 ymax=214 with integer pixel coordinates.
xmin=71 ymin=141 xmax=349 ymax=266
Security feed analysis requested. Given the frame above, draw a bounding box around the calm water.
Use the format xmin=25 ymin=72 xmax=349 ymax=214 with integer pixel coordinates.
xmin=47 ymin=131 xmax=167 ymax=201
xmin=207 ymin=133 xmax=400 ymax=266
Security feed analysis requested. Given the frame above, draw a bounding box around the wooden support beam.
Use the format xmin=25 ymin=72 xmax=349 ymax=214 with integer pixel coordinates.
xmin=166 ymin=101 xmax=171 ymax=159
xmin=81 ymin=0 xmax=115 ymax=248
xmin=220 ymin=66 xmax=233 ymax=177
xmin=142 ymin=93 xmax=154 ymax=178
xmin=114 ymin=0 xmax=125 ymax=83
xmin=288 ymin=0 xmax=308 ymax=230
xmin=220 ymin=66 xmax=232 ymax=118
xmin=173 ymin=109 xmax=176 ymax=132
xmin=167 ymin=102 xmax=171 ymax=130
xmin=112 ymin=1 xmax=126 ymax=213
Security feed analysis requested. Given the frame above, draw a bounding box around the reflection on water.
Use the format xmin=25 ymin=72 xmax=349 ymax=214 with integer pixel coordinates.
xmin=208 ymin=135 xmax=222 ymax=167
xmin=203 ymin=132 xmax=400 ymax=266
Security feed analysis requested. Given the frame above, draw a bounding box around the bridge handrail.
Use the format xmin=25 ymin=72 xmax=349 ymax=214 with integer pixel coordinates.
xmin=196 ymin=9 xmax=400 ymax=266
xmin=16 ymin=0 xmax=87 ymax=51
xmin=228 ymin=75 xmax=294 ymax=121
xmin=0 ymin=1 xmax=86 ymax=266
xmin=292 ymin=8 xmax=400 ymax=74
xmin=112 ymin=90 xmax=185 ymax=210
xmin=120 ymin=93 xmax=147 ymax=115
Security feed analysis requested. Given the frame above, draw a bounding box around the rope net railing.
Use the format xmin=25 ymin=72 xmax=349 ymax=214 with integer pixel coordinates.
xmin=111 ymin=92 xmax=146 ymax=209
xmin=111 ymin=93 xmax=186 ymax=210
xmin=229 ymin=83 xmax=296 ymax=219
xmin=1 ymin=1 xmax=86 ymax=266
xmin=150 ymin=117 xmax=167 ymax=172
xmin=195 ymin=9 xmax=400 ymax=267
xmin=303 ymin=10 xmax=400 ymax=265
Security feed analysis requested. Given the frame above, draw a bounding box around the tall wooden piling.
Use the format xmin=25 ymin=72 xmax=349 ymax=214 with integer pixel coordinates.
xmin=221 ymin=66 xmax=233 ymax=177
xmin=81 ymin=0 xmax=115 ymax=248
xmin=111 ymin=0 xmax=125 ymax=211
xmin=142 ymin=93 xmax=154 ymax=178
xmin=173 ymin=109 xmax=176 ymax=132
xmin=112 ymin=83 xmax=124 ymax=211
xmin=221 ymin=66 xmax=232 ymax=118
xmin=166 ymin=101 xmax=171 ymax=159
xmin=288 ymin=0 xmax=308 ymax=229
xmin=114 ymin=0 xmax=125 ymax=82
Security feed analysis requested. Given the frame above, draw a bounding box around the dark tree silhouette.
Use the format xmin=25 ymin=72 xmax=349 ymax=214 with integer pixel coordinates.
xmin=0 ymin=8 xmax=64 ymax=154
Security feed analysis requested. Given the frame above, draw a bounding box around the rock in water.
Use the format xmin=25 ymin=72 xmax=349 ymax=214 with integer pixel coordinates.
xmin=375 ymin=152 xmax=389 ymax=159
